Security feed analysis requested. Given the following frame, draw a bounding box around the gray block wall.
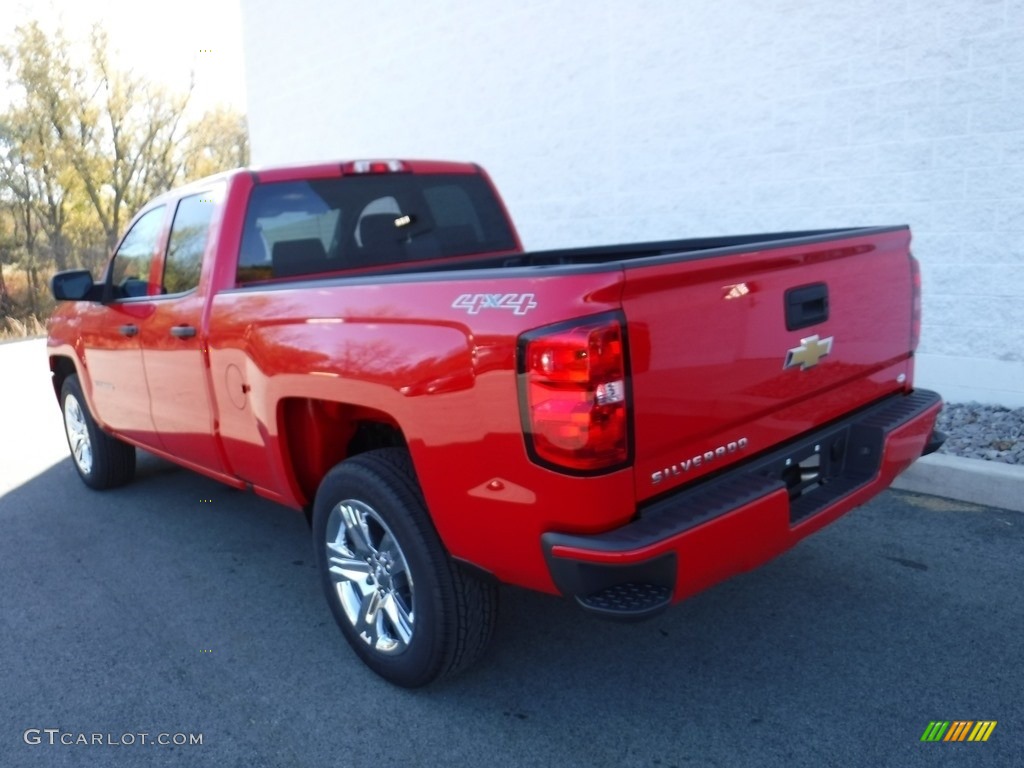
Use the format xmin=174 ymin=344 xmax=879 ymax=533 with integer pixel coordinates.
xmin=242 ymin=0 xmax=1024 ymax=405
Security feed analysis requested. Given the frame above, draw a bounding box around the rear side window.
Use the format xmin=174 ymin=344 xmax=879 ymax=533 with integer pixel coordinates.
xmin=163 ymin=191 xmax=218 ymax=294
xmin=236 ymin=174 xmax=516 ymax=284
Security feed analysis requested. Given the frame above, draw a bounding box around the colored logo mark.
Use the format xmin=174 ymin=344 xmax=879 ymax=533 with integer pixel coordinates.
xmin=920 ymin=721 xmax=997 ymax=742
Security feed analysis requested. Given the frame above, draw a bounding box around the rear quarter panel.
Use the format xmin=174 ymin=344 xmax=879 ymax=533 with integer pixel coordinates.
xmin=207 ymin=269 xmax=635 ymax=592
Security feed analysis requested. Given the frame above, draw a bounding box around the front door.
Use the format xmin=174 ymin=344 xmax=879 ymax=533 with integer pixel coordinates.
xmin=79 ymin=206 xmax=166 ymax=447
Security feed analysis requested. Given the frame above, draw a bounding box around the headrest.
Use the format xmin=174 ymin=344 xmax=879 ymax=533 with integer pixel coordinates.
xmin=359 ymin=214 xmax=404 ymax=248
xmin=271 ymin=238 xmax=327 ymax=277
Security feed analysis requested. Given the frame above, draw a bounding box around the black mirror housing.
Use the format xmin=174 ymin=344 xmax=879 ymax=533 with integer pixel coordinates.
xmin=51 ymin=270 xmax=100 ymax=301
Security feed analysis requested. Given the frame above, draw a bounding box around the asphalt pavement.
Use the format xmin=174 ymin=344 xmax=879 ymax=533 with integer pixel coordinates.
xmin=1 ymin=339 xmax=1021 ymax=767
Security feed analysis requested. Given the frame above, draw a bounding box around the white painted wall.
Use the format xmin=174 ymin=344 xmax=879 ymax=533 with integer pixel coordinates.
xmin=241 ymin=0 xmax=1024 ymax=406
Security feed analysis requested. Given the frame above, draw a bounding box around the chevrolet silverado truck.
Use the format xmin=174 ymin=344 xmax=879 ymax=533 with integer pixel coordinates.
xmin=47 ymin=159 xmax=945 ymax=687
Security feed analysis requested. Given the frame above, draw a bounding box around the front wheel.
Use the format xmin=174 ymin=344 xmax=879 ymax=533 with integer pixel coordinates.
xmin=312 ymin=448 xmax=497 ymax=687
xmin=60 ymin=374 xmax=136 ymax=490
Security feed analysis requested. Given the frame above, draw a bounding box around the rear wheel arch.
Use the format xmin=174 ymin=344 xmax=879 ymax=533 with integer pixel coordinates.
xmin=277 ymin=396 xmax=408 ymax=507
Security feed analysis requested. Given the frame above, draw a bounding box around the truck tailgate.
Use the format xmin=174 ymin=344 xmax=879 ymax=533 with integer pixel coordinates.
xmin=622 ymin=228 xmax=915 ymax=503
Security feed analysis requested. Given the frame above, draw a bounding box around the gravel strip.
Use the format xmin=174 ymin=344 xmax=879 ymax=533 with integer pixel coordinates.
xmin=935 ymin=402 xmax=1024 ymax=465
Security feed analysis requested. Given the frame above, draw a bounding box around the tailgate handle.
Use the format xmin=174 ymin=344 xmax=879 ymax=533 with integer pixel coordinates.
xmin=785 ymin=283 xmax=829 ymax=331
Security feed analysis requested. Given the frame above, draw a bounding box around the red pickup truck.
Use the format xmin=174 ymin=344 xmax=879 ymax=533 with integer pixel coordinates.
xmin=48 ymin=159 xmax=944 ymax=686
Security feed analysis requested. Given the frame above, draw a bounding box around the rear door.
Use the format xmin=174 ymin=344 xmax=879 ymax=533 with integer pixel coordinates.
xmin=140 ymin=190 xmax=225 ymax=473
xmin=620 ymin=228 xmax=914 ymax=503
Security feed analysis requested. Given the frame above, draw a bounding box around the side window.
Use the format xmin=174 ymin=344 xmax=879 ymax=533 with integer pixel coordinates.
xmin=164 ymin=192 xmax=217 ymax=294
xmin=110 ymin=207 xmax=166 ymax=298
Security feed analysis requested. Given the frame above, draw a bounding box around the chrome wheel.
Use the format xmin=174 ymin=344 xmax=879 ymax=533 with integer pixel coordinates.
xmin=64 ymin=393 xmax=93 ymax=476
xmin=325 ymin=499 xmax=414 ymax=655
xmin=314 ymin=449 xmax=497 ymax=686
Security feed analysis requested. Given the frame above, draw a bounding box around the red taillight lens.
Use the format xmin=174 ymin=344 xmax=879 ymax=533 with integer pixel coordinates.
xmin=518 ymin=313 xmax=631 ymax=473
xmin=910 ymin=254 xmax=922 ymax=351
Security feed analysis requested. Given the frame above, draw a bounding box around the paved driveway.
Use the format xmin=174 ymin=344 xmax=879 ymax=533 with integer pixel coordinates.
xmin=1 ymin=339 xmax=1021 ymax=767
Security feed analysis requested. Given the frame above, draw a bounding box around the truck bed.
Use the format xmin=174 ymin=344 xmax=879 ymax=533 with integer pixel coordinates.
xmin=350 ymin=226 xmax=908 ymax=276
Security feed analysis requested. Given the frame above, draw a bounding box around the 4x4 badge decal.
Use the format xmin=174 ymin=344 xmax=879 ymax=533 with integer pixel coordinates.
xmin=452 ymin=293 xmax=538 ymax=315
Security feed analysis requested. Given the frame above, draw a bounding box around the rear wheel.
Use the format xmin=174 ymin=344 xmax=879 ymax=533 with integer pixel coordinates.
xmin=61 ymin=374 xmax=136 ymax=490
xmin=312 ymin=448 xmax=497 ymax=687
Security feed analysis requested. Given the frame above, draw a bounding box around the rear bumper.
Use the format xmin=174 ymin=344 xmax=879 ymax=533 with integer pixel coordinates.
xmin=541 ymin=389 xmax=944 ymax=619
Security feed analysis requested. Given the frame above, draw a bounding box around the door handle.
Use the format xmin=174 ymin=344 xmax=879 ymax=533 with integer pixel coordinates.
xmin=118 ymin=324 xmax=138 ymax=337
xmin=170 ymin=325 xmax=197 ymax=338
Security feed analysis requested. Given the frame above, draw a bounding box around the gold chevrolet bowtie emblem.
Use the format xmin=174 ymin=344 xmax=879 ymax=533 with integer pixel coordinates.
xmin=784 ymin=334 xmax=833 ymax=370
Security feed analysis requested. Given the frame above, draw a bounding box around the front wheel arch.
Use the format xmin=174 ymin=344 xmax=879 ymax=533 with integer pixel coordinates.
xmin=60 ymin=374 xmax=136 ymax=490
xmin=50 ymin=355 xmax=80 ymax=404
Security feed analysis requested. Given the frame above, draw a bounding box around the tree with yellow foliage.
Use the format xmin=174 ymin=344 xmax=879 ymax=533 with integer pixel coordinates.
xmin=0 ymin=20 xmax=249 ymax=333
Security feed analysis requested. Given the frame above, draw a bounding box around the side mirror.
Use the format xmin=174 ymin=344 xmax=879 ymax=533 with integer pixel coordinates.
xmin=51 ymin=269 xmax=99 ymax=301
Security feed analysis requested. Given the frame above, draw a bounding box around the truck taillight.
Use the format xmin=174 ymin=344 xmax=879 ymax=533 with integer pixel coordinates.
xmin=517 ymin=312 xmax=631 ymax=474
xmin=910 ymin=254 xmax=922 ymax=351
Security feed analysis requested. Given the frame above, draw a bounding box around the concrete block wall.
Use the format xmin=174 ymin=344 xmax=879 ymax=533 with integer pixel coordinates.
xmin=241 ymin=0 xmax=1024 ymax=405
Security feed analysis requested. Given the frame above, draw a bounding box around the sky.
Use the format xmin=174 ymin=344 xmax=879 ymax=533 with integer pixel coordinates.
xmin=3 ymin=0 xmax=248 ymax=116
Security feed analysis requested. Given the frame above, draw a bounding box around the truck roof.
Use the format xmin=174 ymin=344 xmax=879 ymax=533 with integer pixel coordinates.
xmin=190 ymin=158 xmax=478 ymax=188
xmin=251 ymin=159 xmax=481 ymax=181
xmin=144 ymin=159 xmax=484 ymax=210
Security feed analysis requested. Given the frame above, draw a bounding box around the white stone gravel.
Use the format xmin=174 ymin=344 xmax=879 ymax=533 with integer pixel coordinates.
xmin=935 ymin=402 xmax=1024 ymax=465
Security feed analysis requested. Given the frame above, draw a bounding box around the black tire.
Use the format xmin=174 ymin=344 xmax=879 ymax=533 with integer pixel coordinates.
xmin=60 ymin=374 xmax=136 ymax=490
xmin=312 ymin=448 xmax=497 ymax=687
